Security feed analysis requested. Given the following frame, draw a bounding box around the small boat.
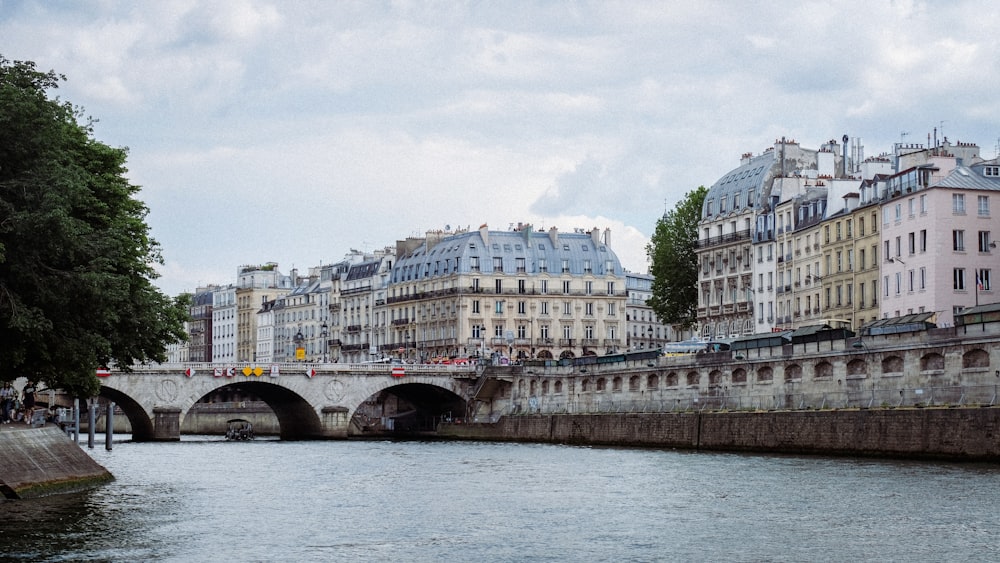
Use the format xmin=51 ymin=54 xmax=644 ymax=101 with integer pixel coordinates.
xmin=225 ymin=419 xmax=254 ymax=440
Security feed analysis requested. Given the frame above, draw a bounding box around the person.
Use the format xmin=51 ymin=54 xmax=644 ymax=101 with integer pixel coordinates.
xmin=0 ymin=382 xmax=14 ymax=423
xmin=22 ymin=380 xmax=36 ymax=423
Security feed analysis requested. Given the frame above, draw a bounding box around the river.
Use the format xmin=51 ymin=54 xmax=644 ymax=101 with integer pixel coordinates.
xmin=1 ymin=437 xmax=999 ymax=561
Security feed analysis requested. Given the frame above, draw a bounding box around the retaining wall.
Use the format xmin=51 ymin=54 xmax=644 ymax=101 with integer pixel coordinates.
xmin=0 ymin=426 xmax=113 ymax=499
xmin=440 ymin=407 xmax=1000 ymax=461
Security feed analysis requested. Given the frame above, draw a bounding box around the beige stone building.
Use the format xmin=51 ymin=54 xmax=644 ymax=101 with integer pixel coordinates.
xmin=379 ymin=224 xmax=626 ymax=362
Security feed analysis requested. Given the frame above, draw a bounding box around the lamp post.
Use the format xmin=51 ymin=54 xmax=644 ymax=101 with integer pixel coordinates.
xmin=647 ymin=326 xmax=655 ymax=349
xmin=293 ymin=330 xmax=304 ymax=362
xmin=320 ymin=322 xmax=329 ymax=363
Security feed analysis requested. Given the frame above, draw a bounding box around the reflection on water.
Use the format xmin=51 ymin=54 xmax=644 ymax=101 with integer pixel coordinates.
xmin=2 ymin=436 xmax=999 ymax=562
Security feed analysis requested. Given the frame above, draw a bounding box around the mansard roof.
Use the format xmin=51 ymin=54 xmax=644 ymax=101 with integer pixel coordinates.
xmin=391 ymin=227 xmax=623 ymax=283
xmin=702 ymin=151 xmax=775 ymax=218
xmin=934 ymin=163 xmax=1000 ymax=192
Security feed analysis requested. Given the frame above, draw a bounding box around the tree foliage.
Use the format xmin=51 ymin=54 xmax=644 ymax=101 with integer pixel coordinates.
xmin=646 ymin=186 xmax=708 ymax=331
xmin=0 ymin=56 xmax=188 ymax=398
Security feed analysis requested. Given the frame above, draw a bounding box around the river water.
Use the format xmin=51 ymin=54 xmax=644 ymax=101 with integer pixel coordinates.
xmin=1 ymin=437 xmax=999 ymax=562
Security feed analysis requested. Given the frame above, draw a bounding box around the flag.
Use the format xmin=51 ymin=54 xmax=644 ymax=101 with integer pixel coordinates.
xmin=977 ymin=274 xmax=984 ymax=291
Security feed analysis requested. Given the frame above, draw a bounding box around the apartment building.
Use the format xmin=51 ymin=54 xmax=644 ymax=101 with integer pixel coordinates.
xmin=380 ymin=224 xmax=626 ymax=362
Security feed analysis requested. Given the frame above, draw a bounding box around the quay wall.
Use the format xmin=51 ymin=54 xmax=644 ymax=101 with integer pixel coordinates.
xmin=439 ymin=407 xmax=1000 ymax=461
xmin=0 ymin=426 xmax=113 ymax=499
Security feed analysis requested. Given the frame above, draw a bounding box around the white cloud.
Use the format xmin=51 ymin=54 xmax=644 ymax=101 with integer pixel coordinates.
xmin=3 ymin=0 xmax=1000 ymax=296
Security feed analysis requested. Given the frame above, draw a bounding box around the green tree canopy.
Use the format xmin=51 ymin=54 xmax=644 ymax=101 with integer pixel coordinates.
xmin=0 ymin=56 xmax=188 ymax=398
xmin=646 ymin=186 xmax=708 ymax=331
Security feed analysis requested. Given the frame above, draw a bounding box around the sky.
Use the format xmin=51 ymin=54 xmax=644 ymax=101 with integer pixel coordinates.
xmin=3 ymin=1 xmax=1000 ymax=296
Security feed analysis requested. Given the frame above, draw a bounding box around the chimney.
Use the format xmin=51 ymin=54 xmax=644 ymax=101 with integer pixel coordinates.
xmin=479 ymin=223 xmax=489 ymax=247
xmin=548 ymin=226 xmax=559 ymax=247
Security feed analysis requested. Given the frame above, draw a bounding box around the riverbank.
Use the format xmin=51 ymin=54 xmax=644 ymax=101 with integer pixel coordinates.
xmin=439 ymin=406 xmax=1000 ymax=461
xmin=0 ymin=425 xmax=113 ymax=499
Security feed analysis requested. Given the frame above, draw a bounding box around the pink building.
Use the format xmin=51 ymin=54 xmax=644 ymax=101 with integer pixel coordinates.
xmin=880 ymin=154 xmax=1000 ymax=327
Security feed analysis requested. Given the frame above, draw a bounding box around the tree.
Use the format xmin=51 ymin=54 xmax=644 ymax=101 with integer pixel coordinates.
xmin=0 ymin=56 xmax=188 ymax=398
xmin=646 ymin=186 xmax=708 ymax=332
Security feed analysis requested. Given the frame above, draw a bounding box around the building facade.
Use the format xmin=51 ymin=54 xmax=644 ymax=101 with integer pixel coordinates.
xmin=380 ymin=224 xmax=626 ymax=362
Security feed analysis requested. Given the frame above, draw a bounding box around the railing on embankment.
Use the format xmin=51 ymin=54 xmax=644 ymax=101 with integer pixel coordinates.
xmin=499 ymin=383 xmax=999 ymax=415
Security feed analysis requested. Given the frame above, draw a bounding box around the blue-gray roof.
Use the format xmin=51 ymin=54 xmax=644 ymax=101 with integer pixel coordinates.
xmin=391 ymin=228 xmax=623 ymax=283
xmin=934 ymin=163 xmax=1000 ymax=192
xmin=703 ymin=151 xmax=775 ymax=218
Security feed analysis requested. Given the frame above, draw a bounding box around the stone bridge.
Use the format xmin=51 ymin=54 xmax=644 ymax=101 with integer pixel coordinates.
xmin=98 ymin=362 xmax=480 ymax=441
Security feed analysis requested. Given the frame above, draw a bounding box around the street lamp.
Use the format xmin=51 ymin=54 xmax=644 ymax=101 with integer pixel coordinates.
xmin=293 ymin=330 xmax=304 ymax=362
xmin=320 ymin=322 xmax=329 ymax=363
xmin=647 ymin=326 xmax=654 ymax=349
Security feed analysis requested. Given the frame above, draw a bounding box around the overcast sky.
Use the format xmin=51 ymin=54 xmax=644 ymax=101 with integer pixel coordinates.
xmin=4 ymin=1 xmax=999 ymax=296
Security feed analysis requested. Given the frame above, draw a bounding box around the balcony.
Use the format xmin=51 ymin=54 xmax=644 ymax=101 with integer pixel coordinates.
xmin=346 ymin=325 xmax=362 ymax=333
xmin=391 ymin=318 xmax=411 ymax=326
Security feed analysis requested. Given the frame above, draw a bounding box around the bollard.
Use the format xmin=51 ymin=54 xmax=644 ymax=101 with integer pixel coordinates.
xmin=88 ymin=401 xmax=96 ymax=449
xmin=105 ymin=402 xmax=114 ymax=451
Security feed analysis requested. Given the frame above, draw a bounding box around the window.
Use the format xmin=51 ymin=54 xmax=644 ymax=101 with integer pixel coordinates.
xmin=470 ymin=256 xmax=480 ymax=271
xmin=472 ymin=325 xmax=482 ymax=338
xmin=978 ymin=269 xmax=992 ymax=291
xmin=919 ymin=267 xmax=926 ymax=290
xmin=540 ymin=301 xmax=549 ymax=315
xmin=894 ymin=203 xmax=902 ymax=221
xmin=583 ymin=259 xmax=592 ymax=273
xmin=920 ymin=194 xmax=927 ymax=214
xmin=562 ymin=280 xmax=570 ymax=294
xmin=953 ymin=194 xmax=966 ymax=214
xmin=493 ymin=257 xmax=503 ymax=272
xmin=517 ymin=301 xmax=526 ymax=314
xmin=980 ymin=231 xmax=993 ymax=253
xmin=540 ymin=325 xmax=549 ymax=339
xmin=920 ymin=230 xmax=927 ymax=253
xmin=585 ymin=281 xmax=593 ymax=295
xmin=495 ymin=279 xmax=503 ymax=294
xmin=517 ymin=325 xmax=526 ymax=338
xmin=978 ymin=195 xmax=990 ymax=217
xmin=472 ymin=300 xmax=480 ymax=314
xmin=954 ymin=268 xmax=966 ymax=291
xmin=986 ymin=166 xmax=1000 ymax=177
xmin=953 ymin=230 xmax=966 ymax=252
xmin=538 ymin=258 xmax=547 ymax=272
xmin=908 ymin=232 xmax=915 ymax=255
xmin=494 ymin=301 xmax=504 ymax=314
xmin=540 ymin=280 xmax=548 ymax=294
xmin=859 ymin=217 xmax=865 ymax=236
xmin=585 ymin=302 xmax=594 ymax=316
xmin=561 ymin=259 xmax=570 ymax=273
xmin=607 ymin=281 xmax=616 ymax=295
xmin=516 ymin=257 xmax=526 ymax=273
xmin=563 ymin=301 xmax=572 ymax=316
xmin=518 ymin=279 xmax=526 ymax=294
xmin=608 ymin=303 xmax=617 ymax=316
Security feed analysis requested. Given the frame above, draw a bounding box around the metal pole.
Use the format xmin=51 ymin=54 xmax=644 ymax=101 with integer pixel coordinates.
xmin=88 ymin=401 xmax=96 ymax=449
xmin=73 ymin=398 xmax=80 ymax=444
xmin=105 ymin=402 xmax=114 ymax=451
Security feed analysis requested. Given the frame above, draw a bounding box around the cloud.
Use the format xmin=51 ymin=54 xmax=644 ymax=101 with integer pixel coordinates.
xmin=4 ymin=0 xmax=1000 ymax=297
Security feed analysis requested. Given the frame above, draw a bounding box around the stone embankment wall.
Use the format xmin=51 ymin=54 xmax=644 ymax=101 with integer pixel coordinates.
xmin=0 ymin=426 xmax=113 ymax=499
xmin=440 ymin=407 xmax=1000 ymax=461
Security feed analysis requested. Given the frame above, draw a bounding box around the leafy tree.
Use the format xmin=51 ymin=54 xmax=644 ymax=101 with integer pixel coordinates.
xmin=0 ymin=56 xmax=188 ymax=398
xmin=646 ymin=186 xmax=708 ymax=332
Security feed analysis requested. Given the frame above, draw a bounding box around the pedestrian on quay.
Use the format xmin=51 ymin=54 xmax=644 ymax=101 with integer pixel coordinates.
xmin=22 ymin=380 xmax=37 ymax=424
xmin=0 ymin=382 xmax=14 ymax=423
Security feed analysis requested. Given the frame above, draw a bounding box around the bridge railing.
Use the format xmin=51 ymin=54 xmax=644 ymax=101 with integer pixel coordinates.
xmin=505 ymin=384 xmax=1000 ymax=415
xmin=121 ymin=362 xmax=478 ymax=376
